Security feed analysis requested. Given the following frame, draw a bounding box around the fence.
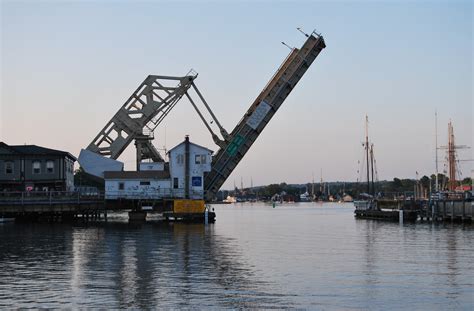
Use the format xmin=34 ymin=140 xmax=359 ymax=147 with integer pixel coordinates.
xmin=0 ymin=191 xmax=104 ymax=206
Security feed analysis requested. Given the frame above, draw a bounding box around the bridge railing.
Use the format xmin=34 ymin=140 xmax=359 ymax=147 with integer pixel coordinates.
xmin=105 ymin=189 xmax=204 ymax=200
xmin=0 ymin=191 xmax=105 ymax=205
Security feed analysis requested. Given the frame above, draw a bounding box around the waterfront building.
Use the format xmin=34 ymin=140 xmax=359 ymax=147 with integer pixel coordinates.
xmin=104 ymin=136 xmax=212 ymax=200
xmin=0 ymin=142 xmax=76 ymax=191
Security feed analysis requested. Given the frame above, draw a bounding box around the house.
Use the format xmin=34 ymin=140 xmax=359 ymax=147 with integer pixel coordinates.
xmin=168 ymin=135 xmax=213 ymax=199
xmin=104 ymin=170 xmax=171 ymax=199
xmin=0 ymin=142 xmax=76 ymax=191
xmin=104 ymin=136 xmax=212 ymax=200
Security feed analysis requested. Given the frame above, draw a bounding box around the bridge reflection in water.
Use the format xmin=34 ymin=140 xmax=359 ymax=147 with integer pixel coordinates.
xmin=0 ymin=218 xmax=288 ymax=309
xmin=1 ymin=204 xmax=472 ymax=309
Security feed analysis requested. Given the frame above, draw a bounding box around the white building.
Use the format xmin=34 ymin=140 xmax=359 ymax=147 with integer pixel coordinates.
xmin=104 ymin=136 xmax=212 ymax=200
xmin=168 ymin=136 xmax=212 ymax=199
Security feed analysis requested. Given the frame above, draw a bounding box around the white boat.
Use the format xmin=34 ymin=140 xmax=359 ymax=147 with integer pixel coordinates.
xmin=223 ymin=196 xmax=237 ymax=203
xmin=299 ymin=191 xmax=311 ymax=202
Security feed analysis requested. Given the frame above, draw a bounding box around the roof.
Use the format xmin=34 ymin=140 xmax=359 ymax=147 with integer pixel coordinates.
xmin=104 ymin=170 xmax=170 ymax=180
xmin=0 ymin=142 xmax=77 ymax=161
xmin=167 ymin=138 xmax=213 ymax=154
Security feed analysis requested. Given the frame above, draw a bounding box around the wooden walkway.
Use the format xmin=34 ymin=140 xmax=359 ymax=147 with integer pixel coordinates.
xmin=0 ymin=191 xmax=105 ymax=221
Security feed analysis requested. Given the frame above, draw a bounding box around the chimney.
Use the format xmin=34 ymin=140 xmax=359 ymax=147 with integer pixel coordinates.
xmin=184 ymin=135 xmax=190 ymax=199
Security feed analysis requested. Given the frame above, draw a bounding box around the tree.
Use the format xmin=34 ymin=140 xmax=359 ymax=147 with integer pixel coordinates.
xmin=393 ymin=178 xmax=402 ymax=188
xmin=420 ymin=175 xmax=430 ymax=189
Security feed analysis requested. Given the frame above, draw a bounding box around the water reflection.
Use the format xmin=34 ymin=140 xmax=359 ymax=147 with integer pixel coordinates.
xmin=0 ymin=205 xmax=473 ymax=309
xmin=0 ymin=219 xmax=280 ymax=308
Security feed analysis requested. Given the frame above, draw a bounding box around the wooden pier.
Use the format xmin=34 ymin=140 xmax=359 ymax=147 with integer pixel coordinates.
xmin=355 ymin=199 xmax=473 ymax=223
xmin=420 ymin=200 xmax=473 ymax=222
xmin=0 ymin=191 xmax=216 ymax=223
xmin=0 ymin=191 xmax=106 ymax=222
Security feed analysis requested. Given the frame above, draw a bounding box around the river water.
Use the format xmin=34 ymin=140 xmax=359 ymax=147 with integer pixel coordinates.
xmin=0 ymin=203 xmax=472 ymax=309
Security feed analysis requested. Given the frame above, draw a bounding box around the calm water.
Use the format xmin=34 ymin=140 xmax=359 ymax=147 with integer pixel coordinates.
xmin=0 ymin=203 xmax=473 ymax=309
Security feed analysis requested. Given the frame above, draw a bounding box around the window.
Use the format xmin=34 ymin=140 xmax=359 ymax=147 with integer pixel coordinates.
xmin=173 ymin=177 xmax=179 ymax=189
xmin=177 ymin=154 xmax=184 ymax=165
xmin=195 ymin=154 xmax=206 ymax=165
xmin=192 ymin=176 xmax=202 ymax=187
xmin=118 ymin=182 xmax=125 ymax=190
xmin=32 ymin=161 xmax=41 ymax=174
xmin=5 ymin=161 xmax=13 ymax=174
xmin=46 ymin=160 xmax=54 ymax=173
xmin=140 ymin=181 xmax=150 ymax=186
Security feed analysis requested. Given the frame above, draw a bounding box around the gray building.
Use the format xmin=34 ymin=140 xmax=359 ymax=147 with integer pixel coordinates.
xmin=0 ymin=142 xmax=76 ymax=191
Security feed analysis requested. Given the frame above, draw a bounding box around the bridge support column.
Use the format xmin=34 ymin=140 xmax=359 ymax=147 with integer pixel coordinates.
xmin=129 ymin=211 xmax=147 ymax=222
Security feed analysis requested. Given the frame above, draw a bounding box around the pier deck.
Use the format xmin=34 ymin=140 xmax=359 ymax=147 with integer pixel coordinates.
xmin=0 ymin=191 xmax=105 ymax=221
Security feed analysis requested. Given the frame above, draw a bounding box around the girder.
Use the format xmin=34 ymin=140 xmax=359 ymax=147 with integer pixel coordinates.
xmin=204 ymin=34 xmax=326 ymax=201
xmin=86 ymin=74 xmax=197 ymax=160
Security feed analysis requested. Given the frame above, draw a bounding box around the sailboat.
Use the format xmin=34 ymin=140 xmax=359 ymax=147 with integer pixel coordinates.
xmin=354 ymin=115 xmax=377 ymax=211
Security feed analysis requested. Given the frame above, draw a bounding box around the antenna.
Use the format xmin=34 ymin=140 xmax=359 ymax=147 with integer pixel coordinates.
xmin=297 ymin=27 xmax=309 ymax=37
xmin=311 ymin=29 xmax=321 ymax=37
xmin=281 ymin=41 xmax=293 ymax=50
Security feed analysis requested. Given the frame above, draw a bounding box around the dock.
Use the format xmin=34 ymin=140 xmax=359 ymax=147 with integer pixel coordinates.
xmin=355 ymin=199 xmax=473 ymax=223
xmin=420 ymin=200 xmax=473 ymax=222
xmin=0 ymin=191 xmax=216 ymax=223
xmin=0 ymin=191 xmax=105 ymax=222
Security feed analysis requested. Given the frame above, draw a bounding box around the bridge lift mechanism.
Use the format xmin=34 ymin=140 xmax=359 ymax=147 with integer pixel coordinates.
xmin=79 ymin=31 xmax=326 ymax=201
xmin=79 ymin=70 xmax=230 ymax=173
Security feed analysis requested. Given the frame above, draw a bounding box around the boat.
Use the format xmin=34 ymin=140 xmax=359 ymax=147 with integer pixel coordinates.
xmin=354 ymin=193 xmax=376 ymax=210
xmin=299 ymin=191 xmax=311 ymax=202
xmin=354 ymin=115 xmax=378 ymax=214
xmin=223 ymin=196 xmax=237 ymax=203
xmin=353 ymin=116 xmax=418 ymax=221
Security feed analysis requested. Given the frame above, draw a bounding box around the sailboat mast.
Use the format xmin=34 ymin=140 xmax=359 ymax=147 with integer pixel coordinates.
xmin=370 ymin=143 xmax=375 ymax=196
xmin=435 ymin=110 xmax=439 ymax=192
xmin=365 ymin=115 xmax=370 ymax=194
xmin=448 ymin=121 xmax=456 ymax=191
xmin=320 ymin=168 xmax=323 ymax=194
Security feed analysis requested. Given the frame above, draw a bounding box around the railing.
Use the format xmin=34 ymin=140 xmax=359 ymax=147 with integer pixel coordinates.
xmin=105 ymin=189 xmax=204 ymax=200
xmin=0 ymin=191 xmax=104 ymax=205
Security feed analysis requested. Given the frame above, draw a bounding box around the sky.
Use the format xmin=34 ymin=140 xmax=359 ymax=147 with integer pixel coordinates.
xmin=1 ymin=0 xmax=472 ymax=189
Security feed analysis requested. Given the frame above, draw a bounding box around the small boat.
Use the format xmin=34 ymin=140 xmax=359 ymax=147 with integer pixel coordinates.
xmin=299 ymin=191 xmax=311 ymax=202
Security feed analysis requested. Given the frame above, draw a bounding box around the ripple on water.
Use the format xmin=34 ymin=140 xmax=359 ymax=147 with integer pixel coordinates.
xmin=0 ymin=204 xmax=473 ymax=309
